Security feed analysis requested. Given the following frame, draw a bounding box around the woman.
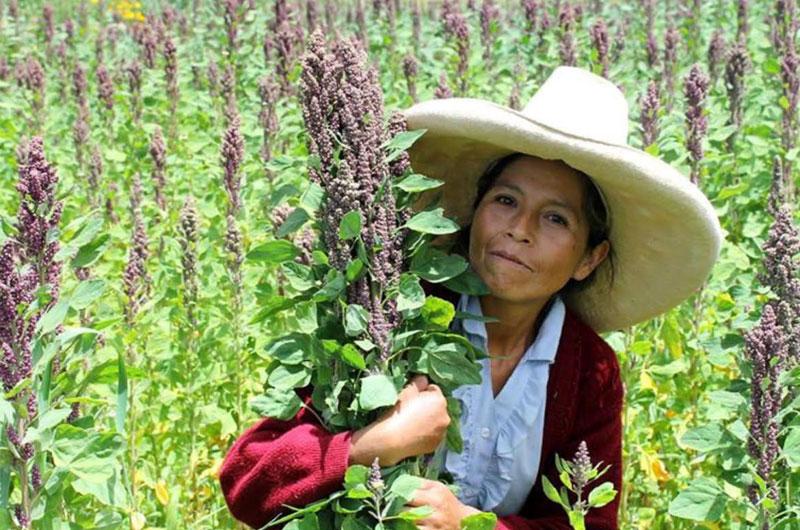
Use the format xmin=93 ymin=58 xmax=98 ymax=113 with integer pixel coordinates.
xmin=218 ymin=66 xmax=723 ymax=529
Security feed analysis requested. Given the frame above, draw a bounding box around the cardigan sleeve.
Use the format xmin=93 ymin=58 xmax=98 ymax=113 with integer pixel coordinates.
xmin=494 ymin=334 xmax=625 ymax=530
xmin=218 ymin=386 xmax=354 ymax=529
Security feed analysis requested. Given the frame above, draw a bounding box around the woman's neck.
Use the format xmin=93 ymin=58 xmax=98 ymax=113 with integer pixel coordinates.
xmin=479 ymin=294 xmax=555 ymax=367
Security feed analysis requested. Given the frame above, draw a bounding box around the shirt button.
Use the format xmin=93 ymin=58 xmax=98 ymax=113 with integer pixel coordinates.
xmin=481 ymin=427 xmax=491 ymax=438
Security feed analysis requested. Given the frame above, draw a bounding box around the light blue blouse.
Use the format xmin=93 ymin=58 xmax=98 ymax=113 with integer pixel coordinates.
xmin=438 ymin=291 xmax=566 ymax=516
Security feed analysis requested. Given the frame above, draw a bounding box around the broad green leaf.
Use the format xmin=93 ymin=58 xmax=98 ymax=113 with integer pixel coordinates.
xmin=22 ymin=408 xmax=72 ymax=444
xmin=71 ymin=466 xmax=129 ymax=509
xmin=344 ymin=304 xmax=369 ymax=337
xmin=36 ymin=299 xmax=70 ymax=335
xmin=420 ymin=296 xmax=456 ymax=331
xmin=358 ymin=375 xmax=398 ymax=411
xmin=0 ymin=395 xmax=13 ymax=426
xmin=395 ymin=173 xmax=444 ymax=193
xmin=346 ymin=258 xmax=365 ymax=282
xmin=265 ymin=333 xmax=321 ymax=365
xmin=411 ymin=247 xmax=468 ymax=283
xmin=313 ymin=269 xmax=346 ymax=302
xmin=426 ymin=339 xmax=482 ymax=386
xmin=404 ymin=208 xmax=460 ymax=235
xmin=384 ymin=129 xmax=427 ymax=162
xmin=388 ymin=474 xmax=422 ymax=503
xmin=276 ymin=207 xmax=311 ymax=238
xmin=250 ymin=389 xmax=303 ymax=420
xmin=680 ymin=424 xmax=727 ymax=452
xmin=344 ymin=465 xmax=369 ymax=488
xmin=339 ymin=344 xmax=367 ymax=370
xmin=247 ymin=240 xmax=301 ymax=264
xmin=71 ymin=233 xmax=111 ymax=269
xmin=299 ymin=182 xmax=325 ymax=212
xmin=668 ymin=477 xmax=726 ymax=521
xmin=339 ymin=210 xmax=362 ymax=241
xmin=587 ymin=481 xmax=617 ymax=508
xmin=268 ymin=364 xmax=312 ymax=390
xmin=783 ymin=427 xmax=800 ymax=469
xmin=443 ymin=268 xmax=491 ymax=296
xmin=70 ymin=279 xmax=106 ymax=310
xmin=283 ymin=262 xmax=316 ymax=291
xmin=397 ymin=274 xmax=425 ymax=312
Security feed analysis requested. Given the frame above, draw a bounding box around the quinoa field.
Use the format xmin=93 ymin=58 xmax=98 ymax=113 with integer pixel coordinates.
xmin=0 ymin=0 xmax=799 ymax=529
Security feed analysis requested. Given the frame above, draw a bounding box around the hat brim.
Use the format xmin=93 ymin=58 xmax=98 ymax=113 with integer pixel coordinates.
xmin=402 ymin=98 xmax=723 ymax=332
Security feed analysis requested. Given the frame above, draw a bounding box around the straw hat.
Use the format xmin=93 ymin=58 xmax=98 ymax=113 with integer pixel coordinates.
xmin=401 ymin=66 xmax=723 ymax=333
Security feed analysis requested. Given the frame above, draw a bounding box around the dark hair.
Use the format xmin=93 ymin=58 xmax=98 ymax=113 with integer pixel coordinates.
xmin=451 ymin=152 xmax=616 ymax=296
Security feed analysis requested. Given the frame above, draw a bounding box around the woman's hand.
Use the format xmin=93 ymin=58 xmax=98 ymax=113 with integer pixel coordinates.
xmin=403 ymin=478 xmax=482 ymax=530
xmin=349 ymin=374 xmax=450 ymax=467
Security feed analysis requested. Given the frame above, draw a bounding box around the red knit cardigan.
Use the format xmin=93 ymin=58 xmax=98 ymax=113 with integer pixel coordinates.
xmin=219 ymin=281 xmax=625 ymax=529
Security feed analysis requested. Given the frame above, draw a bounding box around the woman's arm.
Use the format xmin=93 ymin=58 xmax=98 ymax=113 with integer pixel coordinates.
xmin=218 ymin=386 xmax=353 ymax=529
xmin=495 ymin=339 xmax=625 ymax=530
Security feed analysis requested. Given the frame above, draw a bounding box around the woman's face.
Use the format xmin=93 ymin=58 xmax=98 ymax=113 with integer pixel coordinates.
xmin=468 ymin=155 xmax=609 ymax=305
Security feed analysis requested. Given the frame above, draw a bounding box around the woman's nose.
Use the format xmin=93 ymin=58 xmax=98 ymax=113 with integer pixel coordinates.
xmin=506 ymin=212 xmax=536 ymax=243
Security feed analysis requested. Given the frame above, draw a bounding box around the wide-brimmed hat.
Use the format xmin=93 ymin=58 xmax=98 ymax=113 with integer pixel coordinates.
xmin=401 ymin=66 xmax=723 ymax=333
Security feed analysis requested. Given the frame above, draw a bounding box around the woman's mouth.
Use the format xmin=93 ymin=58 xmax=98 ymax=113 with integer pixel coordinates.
xmin=490 ymin=251 xmax=530 ymax=271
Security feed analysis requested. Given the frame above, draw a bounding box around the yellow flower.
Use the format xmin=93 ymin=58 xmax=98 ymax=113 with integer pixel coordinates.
xmin=155 ymin=480 xmax=169 ymax=506
xmin=639 ymin=451 xmax=670 ymax=483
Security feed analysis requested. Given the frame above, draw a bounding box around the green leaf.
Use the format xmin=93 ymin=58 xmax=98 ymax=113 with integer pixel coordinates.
xmin=668 ymin=477 xmax=727 ymax=521
xmin=411 ymin=247 xmax=469 ymax=283
xmin=0 ymin=395 xmax=13 ymax=426
xmin=247 ymin=240 xmax=301 ymax=264
xmin=116 ymin=350 xmax=127 ymax=434
xmin=276 ymin=207 xmax=311 ymax=238
xmin=443 ymin=268 xmax=491 ymax=296
xmin=345 ymin=259 xmax=365 ymax=283
xmin=36 ymin=299 xmax=70 ymax=335
xmin=105 ymin=148 xmax=126 ymax=162
xmin=425 ymin=337 xmax=482 ymax=386
xmin=404 ymin=208 xmax=461 ymax=235
xmin=587 ymin=482 xmax=617 ymax=508
xmin=265 ymin=333 xmax=321 ymax=365
xmin=358 ymin=374 xmax=398 ymax=411
xmin=22 ymin=408 xmax=72 ymax=444
xmin=541 ymin=475 xmax=564 ymax=506
xmin=339 ymin=344 xmax=367 ymax=371
xmin=70 ymin=279 xmax=106 ymax=310
xmin=680 ymin=424 xmax=727 ymax=452
xmin=71 ymin=233 xmax=111 ymax=269
xmin=384 ymin=129 xmax=427 ymax=163
xmin=388 ymin=474 xmax=422 ymax=503
xmin=783 ymin=427 xmax=800 ymax=469
xmin=51 ymin=425 xmax=124 ymax=482
xmin=282 ymin=262 xmax=316 ymax=291
xmin=339 ymin=210 xmax=362 ymax=241
xmin=71 ymin=466 xmax=129 ymax=509
xmin=250 ymin=388 xmax=303 ymax=420
xmin=397 ymin=274 xmax=425 ymax=312
xmin=268 ymin=364 xmax=312 ymax=390
xmin=420 ymin=296 xmax=456 ymax=330
xmin=395 ymin=173 xmax=444 ymax=193
xmin=344 ymin=465 xmax=369 ymax=488
xmin=459 ymin=512 xmax=497 ymax=530
xmin=445 ymin=397 xmax=463 ymax=453
xmin=299 ymin=182 xmax=325 ymax=212
xmin=344 ymin=304 xmax=370 ymax=337
xmin=313 ymin=269 xmax=346 ymax=302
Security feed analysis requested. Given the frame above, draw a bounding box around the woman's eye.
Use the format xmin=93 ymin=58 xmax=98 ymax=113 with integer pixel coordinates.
xmin=547 ymin=213 xmax=568 ymax=226
xmin=496 ymin=195 xmax=514 ymax=206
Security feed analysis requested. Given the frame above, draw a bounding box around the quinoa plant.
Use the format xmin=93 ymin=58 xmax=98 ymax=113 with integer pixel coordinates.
xmin=247 ymin=30 xmax=496 ymax=530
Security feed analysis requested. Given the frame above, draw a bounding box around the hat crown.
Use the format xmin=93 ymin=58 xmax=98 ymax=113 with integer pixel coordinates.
xmin=521 ymin=66 xmax=629 ymax=145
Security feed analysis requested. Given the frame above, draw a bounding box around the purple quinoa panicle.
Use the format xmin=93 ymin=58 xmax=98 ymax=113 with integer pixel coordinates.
xmin=435 ymin=72 xmax=453 ymax=99
xmin=149 ymin=126 xmax=167 ymax=209
xmin=683 ymin=63 xmax=710 ymax=184
xmin=745 ymin=302 xmax=786 ymax=505
xmin=724 ymin=42 xmax=750 ymax=148
xmin=590 ymin=17 xmax=610 ymax=78
xmin=707 ymin=29 xmax=726 ymax=84
xmin=640 ymin=80 xmax=660 ymax=148
xmin=221 ymin=116 xmax=245 ymax=215
xmin=558 ymin=2 xmax=577 ymax=67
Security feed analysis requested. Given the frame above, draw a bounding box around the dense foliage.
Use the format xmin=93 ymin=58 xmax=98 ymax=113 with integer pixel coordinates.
xmin=0 ymin=0 xmax=798 ymax=529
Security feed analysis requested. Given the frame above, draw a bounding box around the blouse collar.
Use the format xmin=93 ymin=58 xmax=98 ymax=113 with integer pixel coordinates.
xmin=455 ymin=292 xmax=566 ymax=364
